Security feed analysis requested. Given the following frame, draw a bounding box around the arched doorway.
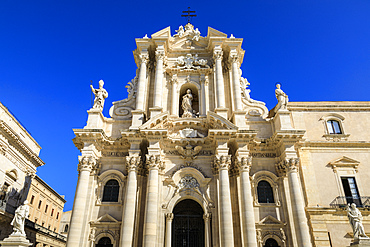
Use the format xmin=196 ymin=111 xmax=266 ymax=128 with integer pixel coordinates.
xmin=264 ymin=238 xmax=279 ymax=247
xmin=96 ymin=237 xmax=113 ymax=247
xmin=172 ymin=199 xmax=204 ymax=247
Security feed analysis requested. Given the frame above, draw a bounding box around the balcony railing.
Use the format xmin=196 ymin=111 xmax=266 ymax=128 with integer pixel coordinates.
xmin=330 ymin=196 xmax=370 ymax=208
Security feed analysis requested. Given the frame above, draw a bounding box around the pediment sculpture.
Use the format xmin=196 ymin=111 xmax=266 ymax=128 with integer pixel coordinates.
xmin=174 ymin=23 xmax=201 ymax=41
xmin=175 ymin=54 xmax=209 ymax=70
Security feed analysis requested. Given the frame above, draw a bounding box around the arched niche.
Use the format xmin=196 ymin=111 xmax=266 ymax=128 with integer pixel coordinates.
xmin=179 ymin=83 xmax=199 ymax=117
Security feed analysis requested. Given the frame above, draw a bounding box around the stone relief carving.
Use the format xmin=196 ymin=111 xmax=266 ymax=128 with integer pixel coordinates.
xmin=179 ymin=128 xmax=205 ymax=138
xmin=109 ymin=76 xmax=138 ymax=120
xmin=175 ymin=54 xmax=209 ymax=70
xmin=177 ymin=175 xmax=200 ymax=193
xmin=90 ymin=80 xmax=108 ymax=110
xmin=175 ymin=144 xmax=202 ymax=165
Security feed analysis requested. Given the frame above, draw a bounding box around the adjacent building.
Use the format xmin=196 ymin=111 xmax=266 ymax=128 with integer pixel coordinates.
xmin=66 ymin=23 xmax=370 ymax=247
xmin=0 ymin=102 xmax=67 ymax=247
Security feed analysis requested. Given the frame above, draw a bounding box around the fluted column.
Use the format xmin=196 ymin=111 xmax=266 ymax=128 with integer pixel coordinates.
xmin=171 ymin=74 xmax=178 ymax=116
xmin=213 ymin=47 xmax=226 ymax=109
xmin=230 ymin=52 xmax=243 ymax=111
xmin=153 ymin=47 xmax=165 ymax=108
xmin=66 ymin=156 xmax=96 ymax=247
xmin=143 ymin=154 xmax=162 ymax=246
xmin=200 ymin=74 xmax=208 ymax=117
xmin=276 ymin=158 xmax=312 ymax=247
xmin=214 ymin=155 xmax=234 ymax=246
xmin=120 ymin=156 xmax=141 ymax=247
xmin=237 ymin=156 xmax=257 ymax=247
xmin=204 ymin=213 xmax=211 ymax=247
xmin=165 ymin=213 xmax=174 ymax=247
xmin=135 ymin=53 xmax=149 ymax=111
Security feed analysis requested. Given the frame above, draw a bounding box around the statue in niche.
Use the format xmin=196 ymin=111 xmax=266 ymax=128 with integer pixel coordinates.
xmin=90 ymin=80 xmax=108 ymax=110
xmin=275 ymin=83 xmax=289 ymax=111
xmin=181 ymin=89 xmax=195 ymax=118
xmin=347 ymin=203 xmax=369 ymax=241
xmin=10 ymin=200 xmax=29 ymax=236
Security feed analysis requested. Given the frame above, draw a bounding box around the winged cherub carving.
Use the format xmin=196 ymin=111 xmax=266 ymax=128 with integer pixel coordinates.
xmin=175 ymin=144 xmax=202 ymax=161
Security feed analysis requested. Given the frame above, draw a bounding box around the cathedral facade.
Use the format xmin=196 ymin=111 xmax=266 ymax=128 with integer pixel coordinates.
xmin=66 ymin=23 xmax=370 ymax=247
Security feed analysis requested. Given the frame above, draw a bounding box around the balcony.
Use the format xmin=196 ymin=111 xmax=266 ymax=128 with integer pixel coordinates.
xmin=330 ymin=196 xmax=370 ymax=208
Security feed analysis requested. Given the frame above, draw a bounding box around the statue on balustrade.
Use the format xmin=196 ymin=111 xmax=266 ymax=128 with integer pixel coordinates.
xmin=90 ymin=80 xmax=108 ymax=110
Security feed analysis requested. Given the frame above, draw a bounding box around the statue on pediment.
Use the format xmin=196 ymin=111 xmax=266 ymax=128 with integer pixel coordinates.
xmin=91 ymin=80 xmax=108 ymax=110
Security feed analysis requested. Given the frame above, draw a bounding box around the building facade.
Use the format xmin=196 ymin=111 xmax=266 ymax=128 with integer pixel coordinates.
xmin=66 ymin=23 xmax=370 ymax=247
xmin=0 ymin=102 xmax=67 ymax=247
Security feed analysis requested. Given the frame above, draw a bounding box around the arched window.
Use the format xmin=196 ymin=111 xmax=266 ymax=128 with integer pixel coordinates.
xmin=326 ymin=120 xmax=342 ymax=134
xmin=96 ymin=237 xmax=112 ymax=247
xmin=264 ymin=238 xmax=279 ymax=247
xmin=64 ymin=224 xmax=69 ymax=232
xmin=257 ymin=180 xmax=274 ymax=203
xmin=102 ymin=179 xmax=119 ymax=202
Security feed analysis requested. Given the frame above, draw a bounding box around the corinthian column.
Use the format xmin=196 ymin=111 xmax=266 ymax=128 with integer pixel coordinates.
xmin=153 ymin=47 xmax=165 ymax=108
xmin=200 ymin=74 xmax=208 ymax=117
xmin=214 ymin=155 xmax=234 ymax=246
xmin=229 ymin=52 xmax=243 ymax=111
xmin=143 ymin=154 xmax=162 ymax=246
xmin=120 ymin=155 xmax=141 ymax=247
xmin=237 ymin=157 xmax=257 ymax=247
xmin=66 ymin=156 xmax=96 ymax=247
xmin=135 ymin=53 xmax=149 ymax=111
xmin=170 ymin=74 xmax=178 ymax=116
xmin=276 ymin=158 xmax=312 ymax=247
xmin=213 ymin=47 xmax=226 ymax=109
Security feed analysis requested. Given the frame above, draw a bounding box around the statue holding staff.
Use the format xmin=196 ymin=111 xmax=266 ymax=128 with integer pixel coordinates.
xmin=90 ymin=80 xmax=108 ymax=110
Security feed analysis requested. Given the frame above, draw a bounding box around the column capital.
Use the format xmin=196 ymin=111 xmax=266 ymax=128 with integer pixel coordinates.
xmin=166 ymin=213 xmax=174 ymax=221
xmin=236 ymin=156 xmax=252 ymax=173
xmin=203 ymin=213 xmax=212 ymax=221
xmin=275 ymin=157 xmax=299 ymax=176
xmin=139 ymin=54 xmax=149 ymax=64
xmin=213 ymin=155 xmax=231 ymax=173
xmin=126 ymin=155 xmax=142 ymax=172
xmin=146 ymin=154 xmax=164 ymax=170
xmin=155 ymin=49 xmax=166 ymax=61
xmin=170 ymin=73 xmax=178 ymax=84
xmin=200 ymin=74 xmax=209 ymax=85
xmin=78 ymin=156 xmax=98 ymax=173
xmin=213 ymin=48 xmax=223 ymax=60
xmin=229 ymin=52 xmax=241 ymax=65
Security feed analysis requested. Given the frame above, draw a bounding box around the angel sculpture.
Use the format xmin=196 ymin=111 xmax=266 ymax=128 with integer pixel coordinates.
xmin=175 ymin=144 xmax=202 ymax=162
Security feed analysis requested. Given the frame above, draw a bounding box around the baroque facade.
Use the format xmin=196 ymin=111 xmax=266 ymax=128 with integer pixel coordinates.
xmin=66 ymin=23 xmax=370 ymax=247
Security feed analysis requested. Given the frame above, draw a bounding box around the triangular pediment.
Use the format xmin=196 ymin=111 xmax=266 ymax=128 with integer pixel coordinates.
xmin=151 ymin=26 xmax=171 ymax=39
xmin=258 ymin=215 xmax=285 ymax=226
xmin=207 ymin=27 xmax=228 ymax=38
xmin=94 ymin=214 xmax=118 ymax=223
xmin=329 ymin=156 xmax=360 ymax=168
xmin=170 ymin=37 xmax=208 ymax=50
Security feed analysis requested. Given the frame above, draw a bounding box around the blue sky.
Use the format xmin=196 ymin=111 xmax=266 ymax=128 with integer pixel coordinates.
xmin=1 ymin=0 xmax=369 ymax=211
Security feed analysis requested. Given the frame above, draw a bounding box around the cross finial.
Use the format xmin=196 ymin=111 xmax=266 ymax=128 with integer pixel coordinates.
xmin=181 ymin=7 xmax=196 ymax=23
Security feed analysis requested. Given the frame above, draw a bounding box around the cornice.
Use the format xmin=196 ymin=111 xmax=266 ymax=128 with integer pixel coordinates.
xmin=297 ymin=140 xmax=370 ymax=149
xmin=0 ymin=120 xmax=44 ymax=168
xmin=288 ymin=101 xmax=370 ymax=111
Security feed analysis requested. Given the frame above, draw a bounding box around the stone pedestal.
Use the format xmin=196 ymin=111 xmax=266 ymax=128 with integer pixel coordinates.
xmin=215 ymin=108 xmax=228 ymax=120
xmin=350 ymin=238 xmax=370 ymax=247
xmin=130 ymin=110 xmax=145 ymax=129
xmin=0 ymin=234 xmax=32 ymax=247
xmin=149 ymin=107 xmax=163 ymax=119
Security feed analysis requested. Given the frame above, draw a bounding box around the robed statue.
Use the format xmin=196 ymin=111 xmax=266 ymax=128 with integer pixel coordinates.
xmin=275 ymin=83 xmax=289 ymax=111
xmin=90 ymin=80 xmax=108 ymax=110
xmin=347 ymin=203 xmax=369 ymax=241
xmin=181 ymin=89 xmax=194 ymax=118
xmin=11 ymin=200 xmax=29 ymax=236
